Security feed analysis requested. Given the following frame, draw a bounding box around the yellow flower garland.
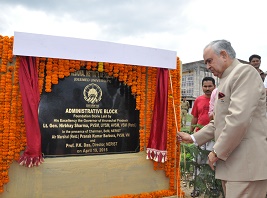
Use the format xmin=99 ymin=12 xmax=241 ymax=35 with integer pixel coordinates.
xmin=0 ymin=34 xmax=183 ymax=197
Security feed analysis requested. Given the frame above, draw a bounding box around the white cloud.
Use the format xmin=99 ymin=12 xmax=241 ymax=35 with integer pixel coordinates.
xmin=0 ymin=5 xmax=103 ymax=39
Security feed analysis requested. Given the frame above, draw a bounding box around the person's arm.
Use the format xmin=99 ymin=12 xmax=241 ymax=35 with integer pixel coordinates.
xmin=190 ymin=116 xmax=198 ymax=133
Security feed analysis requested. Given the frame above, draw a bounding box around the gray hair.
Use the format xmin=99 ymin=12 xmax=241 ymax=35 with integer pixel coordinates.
xmin=205 ymin=40 xmax=236 ymax=59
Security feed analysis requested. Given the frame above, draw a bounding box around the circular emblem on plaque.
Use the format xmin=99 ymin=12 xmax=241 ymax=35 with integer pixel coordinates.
xmin=83 ymin=83 xmax=102 ymax=104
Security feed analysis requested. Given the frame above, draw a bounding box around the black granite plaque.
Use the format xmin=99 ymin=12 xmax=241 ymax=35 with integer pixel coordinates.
xmin=39 ymin=70 xmax=140 ymax=156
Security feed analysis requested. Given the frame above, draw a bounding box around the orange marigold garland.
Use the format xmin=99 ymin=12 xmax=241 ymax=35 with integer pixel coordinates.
xmin=129 ymin=66 xmax=137 ymax=95
xmin=0 ymin=35 xmax=3 ymax=58
xmin=113 ymin=63 xmax=120 ymax=78
xmin=58 ymin=59 xmax=65 ymax=79
xmin=174 ymin=58 xmax=184 ymax=197
xmin=45 ymin=58 xmax=53 ymax=92
xmin=111 ymin=189 xmax=176 ymax=198
xmin=0 ymin=36 xmax=11 ymax=192
xmin=0 ymin=36 xmax=9 ymax=73
xmin=51 ymin=58 xmax=59 ymax=85
xmin=0 ymin=36 xmax=27 ymax=193
xmin=118 ymin=63 xmax=125 ymax=82
xmin=7 ymin=37 xmax=13 ymax=63
xmin=125 ymin=65 xmax=133 ymax=86
xmin=14 ymin=57 xmax=27 ymax=159
xmin=64 ymin=59 xmax=71 ymax=77
xmin=2 ymin=68 xmax=12 ymax=188
xmin=74 ymin=60 xmax=81 ymax=71
xmin=138 ymin=66 xmax=147 ymax=151
xmin=91 ymin=61 xmax=97 ymax=71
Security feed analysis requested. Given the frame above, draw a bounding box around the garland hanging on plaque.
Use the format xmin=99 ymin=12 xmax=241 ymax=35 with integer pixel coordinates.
xmin=0 ymin=34 xmax=183 ymax=197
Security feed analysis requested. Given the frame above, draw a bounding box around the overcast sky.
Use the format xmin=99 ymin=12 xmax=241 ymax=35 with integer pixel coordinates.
xmin=1 ymin=0 xmax=267 ymax=71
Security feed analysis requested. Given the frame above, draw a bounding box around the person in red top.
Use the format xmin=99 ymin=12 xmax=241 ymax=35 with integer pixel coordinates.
xmin=190 ymin=76 xmax=216 ymax=133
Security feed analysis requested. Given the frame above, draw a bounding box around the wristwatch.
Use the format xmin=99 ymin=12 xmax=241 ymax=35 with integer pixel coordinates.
xmin=212 ymin=149 xmax=217 ymax=157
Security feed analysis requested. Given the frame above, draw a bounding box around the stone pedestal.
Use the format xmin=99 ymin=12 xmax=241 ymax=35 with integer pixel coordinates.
xmin=3 ymin=152 xmax=169 ymax=198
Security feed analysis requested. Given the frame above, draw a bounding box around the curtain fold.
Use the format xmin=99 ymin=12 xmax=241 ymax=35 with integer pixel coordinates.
xmin=146 ymin=68 xmax=169 ymax=163
xmin=18 ymin=56 xmax=44 ymax=167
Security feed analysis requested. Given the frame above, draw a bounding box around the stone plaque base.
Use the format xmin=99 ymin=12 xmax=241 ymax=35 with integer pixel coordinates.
xmin=2 ymin=152 xmax=169 ymax=198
